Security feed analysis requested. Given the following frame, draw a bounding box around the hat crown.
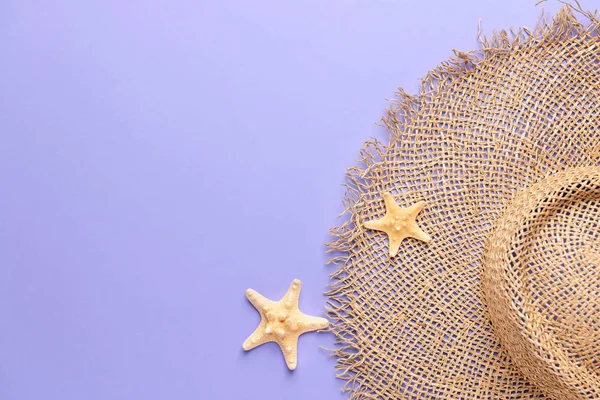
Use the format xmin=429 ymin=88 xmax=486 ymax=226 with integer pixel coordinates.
xmin=484 ymin=167 xmax=600 ymax=399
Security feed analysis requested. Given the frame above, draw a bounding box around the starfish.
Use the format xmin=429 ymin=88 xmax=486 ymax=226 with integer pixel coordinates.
xmin=363 ymin=192 xmax=431 ymax=257
xmin=242 ymin=279 xmax=329 ymax=370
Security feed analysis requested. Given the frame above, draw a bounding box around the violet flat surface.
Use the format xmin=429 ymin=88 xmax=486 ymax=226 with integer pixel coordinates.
xmin=0 ymin=1 xmax=563 ymax=399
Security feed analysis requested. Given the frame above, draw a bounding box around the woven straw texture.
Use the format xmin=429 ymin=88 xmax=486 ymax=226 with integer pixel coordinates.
xmin=483 ymin=166 xmax=600 ymax=399
xmin=327 ymin=5 xmax=600 ymax=399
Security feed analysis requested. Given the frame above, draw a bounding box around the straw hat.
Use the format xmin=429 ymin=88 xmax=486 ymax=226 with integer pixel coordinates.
xmin=327 ymin=5 xmax=600 ymax=399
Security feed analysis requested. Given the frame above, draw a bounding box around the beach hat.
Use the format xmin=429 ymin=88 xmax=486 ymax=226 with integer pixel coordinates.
xmin=327 ymin=5 xmax=600 ymax=399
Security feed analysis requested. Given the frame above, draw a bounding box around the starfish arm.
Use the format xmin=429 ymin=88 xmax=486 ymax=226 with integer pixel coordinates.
xmin=297 ymin=314 xmax=329 ymax=335
xmin=409 ymin=224 xmax=432 ymax=243
xmin=281 ymin=279 xmax=301 ymax=308
xmin=364 ymin=217 xmax=387 ymax=231
xmin=242 ymin=323 xmax=271 ymax=351
xmin=278 ymin=336 xmax=299 ymax=370
xmin=246 ymin=288 xmax=274 ymax=311
xmin=388 ymin=234 xmax=404 ymax=257
xmin=382 ymin=192 xmax=400 ymax=213
xmin=408 ymin=200 xmax=427 ymax=216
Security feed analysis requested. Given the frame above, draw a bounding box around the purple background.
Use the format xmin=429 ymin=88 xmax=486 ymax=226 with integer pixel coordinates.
xmin=0 ymin=1 xmax=564 ymax=399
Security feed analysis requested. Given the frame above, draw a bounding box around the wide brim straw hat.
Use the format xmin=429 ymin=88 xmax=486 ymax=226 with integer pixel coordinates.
xmin=327 ymin=4 xmax=600 ymax=399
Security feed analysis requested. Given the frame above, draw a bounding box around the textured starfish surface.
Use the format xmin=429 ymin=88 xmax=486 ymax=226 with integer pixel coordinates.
xmin=242 ymin=279 xmax=329 ymax=370
xmin=363 ymin=192 xmax=431 ymax=257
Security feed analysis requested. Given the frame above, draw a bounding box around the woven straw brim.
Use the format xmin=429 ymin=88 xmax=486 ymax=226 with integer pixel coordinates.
xmin=483 ymin=166 xmax=600 ymax=399
xmin=327 ymin=5 xmax=600 ymax=399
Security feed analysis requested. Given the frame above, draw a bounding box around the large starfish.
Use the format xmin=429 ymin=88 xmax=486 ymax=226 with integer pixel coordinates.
xmin=242 ymin=279 xmax=329 ymax=370
xmin=363 ymin=192 xmax=431 ymax=257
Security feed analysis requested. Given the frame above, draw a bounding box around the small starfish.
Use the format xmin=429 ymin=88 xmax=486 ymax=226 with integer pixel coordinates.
xmin=364 ymin=192 xmax=431 ymax=257
xmin=242 ymin=279 xmax=328 ymax=370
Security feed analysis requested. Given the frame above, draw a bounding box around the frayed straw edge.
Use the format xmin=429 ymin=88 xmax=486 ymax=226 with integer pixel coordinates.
xmin=324 ymin=4 xmax=599 ymax=399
